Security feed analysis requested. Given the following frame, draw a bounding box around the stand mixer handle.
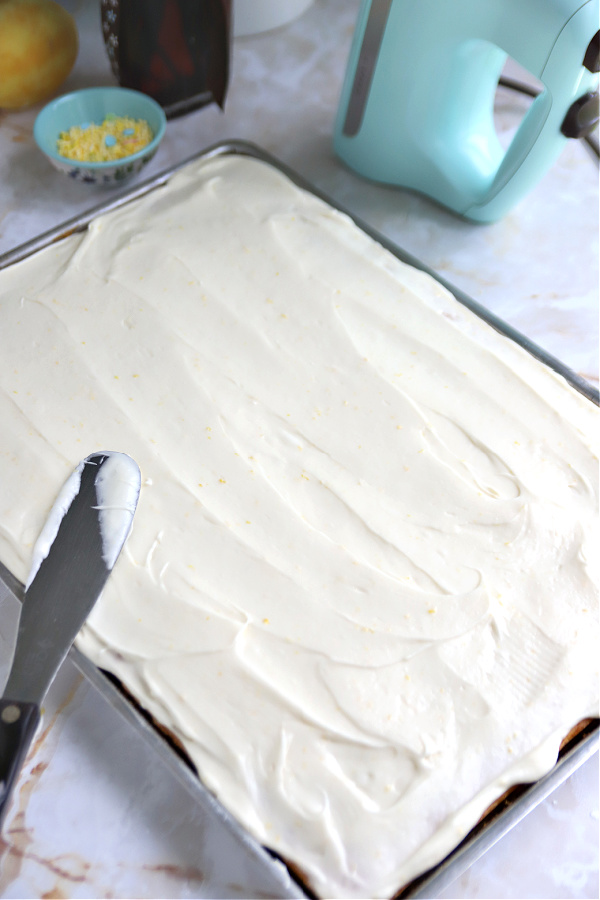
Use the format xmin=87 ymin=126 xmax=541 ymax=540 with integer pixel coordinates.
xmin=467 ymin=4 xmax=599 ymax=222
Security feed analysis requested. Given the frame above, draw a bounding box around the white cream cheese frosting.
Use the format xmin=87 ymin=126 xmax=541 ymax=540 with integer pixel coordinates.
xmin=0 ymin=154 xmax=597 ymax=899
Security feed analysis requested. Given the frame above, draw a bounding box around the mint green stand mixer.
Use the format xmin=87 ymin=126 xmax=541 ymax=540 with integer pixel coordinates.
xmin=333 ymin=0 xmax=599 ymax=222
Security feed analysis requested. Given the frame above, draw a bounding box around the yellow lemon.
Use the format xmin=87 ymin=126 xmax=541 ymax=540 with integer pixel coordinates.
xmin=0 ymin=0 xmax=78 ymax=109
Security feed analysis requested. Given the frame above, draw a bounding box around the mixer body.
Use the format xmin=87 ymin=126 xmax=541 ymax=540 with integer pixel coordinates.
xmin=334 ymin=0 xmax=599 ymax=222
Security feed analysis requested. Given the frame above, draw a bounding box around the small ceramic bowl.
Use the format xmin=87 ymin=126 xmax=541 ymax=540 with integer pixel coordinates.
xmin=34 ymin=86 xmax=167 ymax=186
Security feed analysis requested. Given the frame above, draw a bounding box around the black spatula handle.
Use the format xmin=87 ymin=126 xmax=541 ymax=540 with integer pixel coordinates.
xmin=0 ymin=699 xmax=40 ymax=827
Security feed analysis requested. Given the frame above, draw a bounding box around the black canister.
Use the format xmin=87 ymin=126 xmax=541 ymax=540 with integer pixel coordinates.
xmin=101 ymin=0 xmax=231 ymax=118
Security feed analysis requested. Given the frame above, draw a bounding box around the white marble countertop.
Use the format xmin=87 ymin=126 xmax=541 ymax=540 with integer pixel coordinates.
xmin=0 ymin=1 xmax=598 ymax=898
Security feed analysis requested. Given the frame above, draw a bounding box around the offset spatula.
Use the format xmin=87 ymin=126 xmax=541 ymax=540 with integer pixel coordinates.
xmin=0 ymin=451 xmax=141 ymax=827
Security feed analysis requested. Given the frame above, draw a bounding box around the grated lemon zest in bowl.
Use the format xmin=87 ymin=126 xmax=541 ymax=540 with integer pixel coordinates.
xmin=57 ymin=115 xmax=153 ymax=163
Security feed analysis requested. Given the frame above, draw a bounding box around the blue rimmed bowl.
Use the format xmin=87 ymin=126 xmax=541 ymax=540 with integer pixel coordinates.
xmin=34 ymin=86 xmax=167 ymax=186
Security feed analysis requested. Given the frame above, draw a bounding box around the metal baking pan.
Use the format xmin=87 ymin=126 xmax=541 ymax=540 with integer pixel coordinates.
xmin=0 ymin=140 xmax=598 ymax=900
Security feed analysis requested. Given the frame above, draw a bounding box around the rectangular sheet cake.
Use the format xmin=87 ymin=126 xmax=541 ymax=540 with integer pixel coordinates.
xmin=0 ymin=151 xmax=597 ymax=899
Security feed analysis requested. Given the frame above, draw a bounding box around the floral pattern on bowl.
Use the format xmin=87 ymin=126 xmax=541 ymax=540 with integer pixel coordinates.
xmin=52 ymin=148 xmax=159 ymax=185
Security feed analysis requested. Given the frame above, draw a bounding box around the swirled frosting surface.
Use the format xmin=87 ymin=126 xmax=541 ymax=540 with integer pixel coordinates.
xmin=0 ymin=155 xmax=597 ymax=898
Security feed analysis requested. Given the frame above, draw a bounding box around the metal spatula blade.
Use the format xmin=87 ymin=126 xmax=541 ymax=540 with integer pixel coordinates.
xmin=0 ymin=451 xmax=141 ymax=827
